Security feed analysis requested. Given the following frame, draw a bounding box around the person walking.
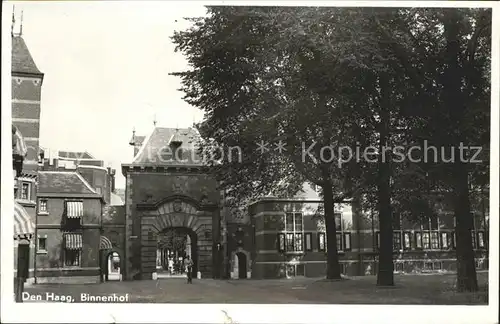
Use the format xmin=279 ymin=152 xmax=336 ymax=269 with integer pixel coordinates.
xmin=168 ymin=258 xmax=174 ymax=275
xmin=184 ymin=255 xmax=194 ymax=284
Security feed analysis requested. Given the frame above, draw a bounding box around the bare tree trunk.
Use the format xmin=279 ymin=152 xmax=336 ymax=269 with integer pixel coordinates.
xmin=322 ymin=173 xmax=342 ymax=280
xmin=376 ymin=153 xmax=394 ymax=285
xmin=453 ymin=162 xmax=478 ymax=292
xmin=376 ymin=75 xmax=394 ymax=286
xmin=442 ymin=10 xmax=479 ymax=292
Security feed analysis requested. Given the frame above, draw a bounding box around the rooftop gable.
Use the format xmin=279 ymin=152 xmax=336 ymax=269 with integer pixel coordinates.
xmin=58 ymin=150 xmax=96 ymax=160
xmin=12 ymin=36 xmax=42 ymax=75
xmin=38 ymin=171 xmax=100 ymax=197
xmin=131 ymin=127 xmax=202 ymax=166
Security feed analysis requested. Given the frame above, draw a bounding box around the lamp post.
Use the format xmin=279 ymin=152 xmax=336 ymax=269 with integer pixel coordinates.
xmin=33 ymin=179 xmax=38 ymax=284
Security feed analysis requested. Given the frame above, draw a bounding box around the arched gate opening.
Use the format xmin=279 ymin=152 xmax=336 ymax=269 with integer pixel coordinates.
xmin=156 ymin=227 xmax=198 ymax=278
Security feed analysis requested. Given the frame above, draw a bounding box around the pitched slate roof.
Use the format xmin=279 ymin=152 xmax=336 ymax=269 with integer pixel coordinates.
xmin=58 ymin=150 xmax=96 ymax=159
xmin=132 ymin=127 xmax=203 ymax=166
xmin=38 ymin=171 xmax=99 ymax=196
xmin=40 ymin=148 xmax=98 ymax=161
xmin=12 ymin=36 xmax=42 ymax=75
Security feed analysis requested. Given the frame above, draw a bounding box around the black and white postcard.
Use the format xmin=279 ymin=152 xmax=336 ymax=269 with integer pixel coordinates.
xmin=1 ymin=1 xmax=498 ymax=323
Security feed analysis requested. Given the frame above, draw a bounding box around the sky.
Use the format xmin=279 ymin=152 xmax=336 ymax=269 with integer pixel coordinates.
xmin=10 ymin=1 xmax=208 ymax=189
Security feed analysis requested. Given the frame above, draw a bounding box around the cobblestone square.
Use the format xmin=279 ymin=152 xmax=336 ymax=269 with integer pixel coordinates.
xmin=23 ymin=272 xmax=488 ymax=305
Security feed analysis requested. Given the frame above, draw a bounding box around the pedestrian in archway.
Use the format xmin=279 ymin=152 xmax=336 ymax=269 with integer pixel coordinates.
xmin=184 ymin=255 xmax=193 ymax=284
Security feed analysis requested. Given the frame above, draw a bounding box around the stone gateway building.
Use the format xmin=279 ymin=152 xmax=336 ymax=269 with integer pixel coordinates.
xmin=121 ymin=127 xmax=222 ymax=280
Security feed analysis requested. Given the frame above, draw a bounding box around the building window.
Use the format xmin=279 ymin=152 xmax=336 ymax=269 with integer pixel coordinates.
xmin=376 ymin=231 xmax=380 ymax=250
xmin=14 ymin=187 xmax=18 ymax=199
xmin=417 ymin=216 xmax=447 ymax=250
xmin=304 ymin=233 xmax=312 ymax=251
xmin=451 ymin=231 xmax=456 ymax=249
xmin=65 ymin=216 xmax=82 ymax=228
xmin=294 ymin=233 xmax=303 ymax=251
xmin=430 ymin=231 xmax=440 ymax=249
xmin=415 ymin=232 xmax=423 ymax=249
xmin=471 ymin=230 xmax=477 ymax=249
xmin=39 ymin=199 xmax=48 ymax=213
xmin=441 ymin=232 xmax=450 ymax=249
xmin=344 ymin=233 xmax=351 ymax=251
xmin=318 ymin=232 xmax=326 ymax=252
xmin=277 ymin=233 xmax=285 ymax=252
xmin=477 ymin=231 xmax=485 ymax=249
xmin=64 ymin=233 xmax=82 ymax=266
xmin=37 ymin=237 xmax=47 ymax=252
xmin=285 ymin=232 xmax=294 ymax=251
xmin=393 ymin=231 xmax=402 ymax=251
xmin=21 ymin=182 xmax=30 ymax=200
xmin=64 ymin=201 xmax=83 ymax=229
xmin=284 ymin=212 xmax=303 ymax=252
xmin=403 ymin=232 xmax=411 ymax=250
xmin=336 ymin=233 xmax=343 ymax=251
xmin=422 ymin=232 xmax=430 ymax=249
xmin=64 ymin=249 xmax=81 ymax=267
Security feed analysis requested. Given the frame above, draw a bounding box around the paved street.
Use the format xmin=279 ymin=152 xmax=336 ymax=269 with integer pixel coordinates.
xmin=23 ymin=272 xmax=488 ymax=305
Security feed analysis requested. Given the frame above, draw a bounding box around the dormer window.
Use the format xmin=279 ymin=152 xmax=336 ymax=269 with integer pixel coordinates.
xmin=169 ymin=129 xmax=183 ymax=146
xmin=168 ymin=129 xmax=185 ymax=161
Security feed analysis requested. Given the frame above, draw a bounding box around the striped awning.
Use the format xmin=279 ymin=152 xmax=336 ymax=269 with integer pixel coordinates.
xmin=64 ymin=233 xmax=83 ymax=250
xmin=99 ymin=236 xmax=113 ymax=250
xmin=14 ymin=201 xmax=35 ymax=240
xmin=12 ymin=125 xmax=28 ymax=157
xmin=66 ymin=201 xmax=83 ymax=218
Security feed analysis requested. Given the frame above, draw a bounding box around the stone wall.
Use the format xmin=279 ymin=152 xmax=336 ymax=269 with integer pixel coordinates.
xmin=124 ymin=173 xmax=135 ymax=280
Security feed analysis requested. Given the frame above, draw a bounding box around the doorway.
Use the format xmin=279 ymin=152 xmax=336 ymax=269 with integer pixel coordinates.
xmin=156 ymin=227 xmax=197 ymax=278
xmin=106 ymin=252 xmax=121 ymax=281
xmin=236 ymin=252 xmax=247 ymax=279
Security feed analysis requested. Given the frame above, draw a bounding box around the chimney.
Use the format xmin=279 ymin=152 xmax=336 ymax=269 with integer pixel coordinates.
xmin=110 ymin=168 xmax=116 ymax=193
xmin=129 ymin=128 xmax=138 ymax=157
xmin=48 ymin=148 xmax=54 ymax=165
